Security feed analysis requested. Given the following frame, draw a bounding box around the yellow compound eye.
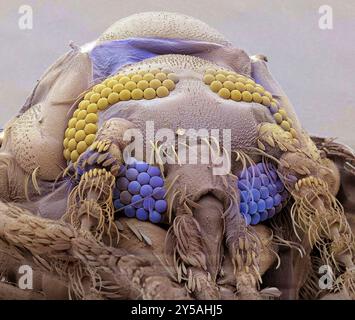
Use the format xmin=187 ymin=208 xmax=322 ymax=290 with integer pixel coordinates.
xmin=156 ymin=86 xmax=169 ymax=98
xmin=64 ymin=69 xmax=178 ymax=162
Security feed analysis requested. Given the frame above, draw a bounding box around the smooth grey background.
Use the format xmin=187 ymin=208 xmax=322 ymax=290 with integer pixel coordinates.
xmin=0 ymin=0 xmax=354 ymax=148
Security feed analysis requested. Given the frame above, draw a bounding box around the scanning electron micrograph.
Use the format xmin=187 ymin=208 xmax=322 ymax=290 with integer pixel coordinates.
xmin=0 ymin=2 xmax=354 ymax=304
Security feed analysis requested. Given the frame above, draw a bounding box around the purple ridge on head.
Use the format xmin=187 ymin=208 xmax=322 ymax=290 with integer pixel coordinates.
xmin=89 ymin=37 xmax=228 ymax=81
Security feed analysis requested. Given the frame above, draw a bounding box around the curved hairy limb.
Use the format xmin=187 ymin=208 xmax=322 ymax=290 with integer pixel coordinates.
xmin=64 ymin=118 xmax=135 ymax=244
xmin=278 ymin=146 xmax=355 ymax=299
xmin=0 ymin=200 xmax=190 ymax=300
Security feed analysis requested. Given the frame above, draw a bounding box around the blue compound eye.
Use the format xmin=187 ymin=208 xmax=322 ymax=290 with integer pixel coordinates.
xmin=237 ymin=163 xmax=288 ymax=225
xmin=112 ymin=159 xmax=167 ymax=224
